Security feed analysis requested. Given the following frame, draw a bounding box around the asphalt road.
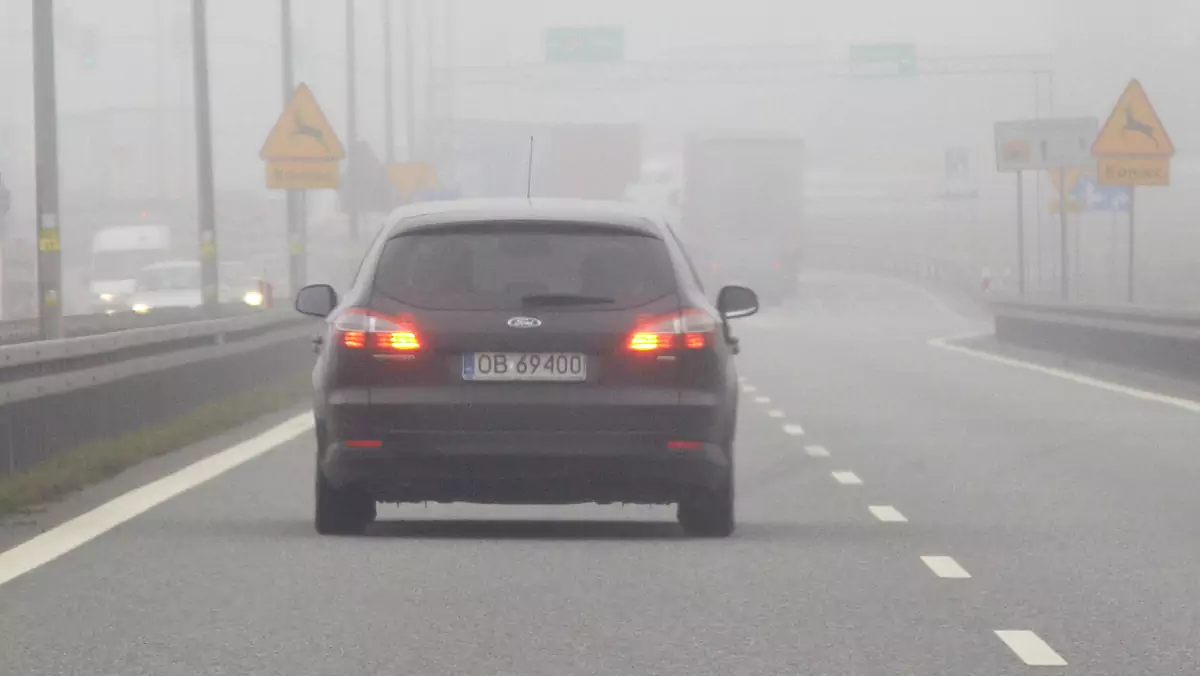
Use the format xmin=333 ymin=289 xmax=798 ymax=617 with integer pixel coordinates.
xmin=3 ymin=271 xmax=1200 ymax=675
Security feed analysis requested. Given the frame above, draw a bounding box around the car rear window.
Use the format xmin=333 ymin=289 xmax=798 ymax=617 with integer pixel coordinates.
xmin=373 ymin=227 xmax=677 ymax=310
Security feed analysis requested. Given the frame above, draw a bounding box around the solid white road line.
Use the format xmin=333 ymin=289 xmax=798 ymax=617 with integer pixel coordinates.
xmin=869 ymin=505 xmax=908 ymax=522
xmin=920 ymin=555 xmax=971 ymax=579
xmin=832 ymin=471 xmax=863 ymax=485
xmin=783 ymin=424 xmax=805 ymax=436
xmin=930 ymin=335 xmax=1200 ymax=414
xmin=767 ymin=409 xmax=785 ymax=418
xmin=0 ymin=413 xmax=313 ymax=590
xmin=754 ymin=396 xmax=771 ymax=404
xmin=805 ymin=445 xmax=830 ymax=457
xmin=994 ymin=630 xmax=1068 ymax=667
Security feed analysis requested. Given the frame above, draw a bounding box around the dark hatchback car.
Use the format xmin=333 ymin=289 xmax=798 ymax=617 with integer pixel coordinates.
xmin=295 ymin=199 xmax=759 ymax=537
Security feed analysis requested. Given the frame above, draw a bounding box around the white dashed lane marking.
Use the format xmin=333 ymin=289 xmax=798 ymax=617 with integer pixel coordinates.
xmin=869 ymin=506 xmax=907 ymax=523
xmin=767 ymin=409 xmax=784 ymax=418
xmin=782 ymin=424 xmax=805 ymax=436
xmin=994 ymin=630 xmax=1068 ymax=666
xmin=754 ymin=396 xmax=771 ymax=404
xmin=831 ymin=471 xmax=862 ymax=485
xmin=920 ymin=556 xmax=971 ymax=579
xmin=742 ymin=385 xmax=757 ymax=394
xmin=804 ymin=445 xmax=830 ymax=457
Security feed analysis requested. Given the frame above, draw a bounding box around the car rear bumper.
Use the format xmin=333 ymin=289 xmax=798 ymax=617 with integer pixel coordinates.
xmin=321 ymin=431 xmax=729 ymax=505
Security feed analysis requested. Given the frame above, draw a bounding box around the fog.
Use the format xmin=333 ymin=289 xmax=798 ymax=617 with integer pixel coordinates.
xmin=1 ymin=0 xmax=1198 ymax=318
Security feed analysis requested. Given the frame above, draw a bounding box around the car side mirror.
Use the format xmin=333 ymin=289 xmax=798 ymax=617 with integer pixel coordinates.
xmin=295 ymin=284 xmax=338 ymax=318
xmin=717 ymin=285 xmax=759 ymax=319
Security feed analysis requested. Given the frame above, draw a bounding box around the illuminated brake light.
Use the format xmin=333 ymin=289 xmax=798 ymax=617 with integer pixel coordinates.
xmin=627 ymin=308 xmax=716 ymax=352
xmin=336 ymin=308 xmax=422 ymax=352
xmin=630 ymin=332 xmax=673 ymax=351
xmin=346 ymin=439 xmax=382 ymax=449
xmin=667 ymin=440 xmax=704 ymax=450
xmin=376 ymin=331 xmax=420 ymax=351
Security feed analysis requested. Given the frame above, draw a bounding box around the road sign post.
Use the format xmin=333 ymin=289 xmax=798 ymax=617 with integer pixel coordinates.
xmin=1058 ymin=167 xmax=1069 ymax=299
xmin=33 ymin=0 xmax=63 ymax=339
xmin=994 ymin=117 xmax=1097 ymax=300
xmin=1091 ymin=79 xmax=1174 ymax=304
xmin=1016 ymin=172 xmax=1025 ymax=295
xmin=345 ymin=0 xmax=358 ymax=241
xmin=280 ymin=0 xmax=305 ymax=295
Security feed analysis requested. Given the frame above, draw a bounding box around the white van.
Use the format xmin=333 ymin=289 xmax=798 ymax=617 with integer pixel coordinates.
xmin=90 ymin=225 xmax=172 ymax=313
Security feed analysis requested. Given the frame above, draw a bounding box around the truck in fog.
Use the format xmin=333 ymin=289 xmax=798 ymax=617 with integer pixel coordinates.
xmin=679 ymin=132 xmax=805 ymax=305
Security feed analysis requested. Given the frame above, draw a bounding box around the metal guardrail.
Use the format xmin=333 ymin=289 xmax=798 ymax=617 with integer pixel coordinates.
xmin=992 ymin=299 xmax=1200 ymax=380
xmin=0 ymin=307 xmax=317 ymax=480
xmin=0 ymin=302 xmax=274 ymax=346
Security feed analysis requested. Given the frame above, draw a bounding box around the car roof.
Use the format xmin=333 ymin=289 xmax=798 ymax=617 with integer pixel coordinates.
xmin=383 ymin=198 xmax=670 ymax=238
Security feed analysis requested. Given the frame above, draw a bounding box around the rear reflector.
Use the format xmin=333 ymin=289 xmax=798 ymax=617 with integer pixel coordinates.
xmin=345 ymin=440 xmax=382 ymax=449
xmin=667 ymin=440 xmax=704 ymax=451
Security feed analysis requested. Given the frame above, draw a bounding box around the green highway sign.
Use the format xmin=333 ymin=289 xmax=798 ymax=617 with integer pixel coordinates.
xmin=545 ymin=26 xmax=625 ymax=63
xmin=849 ymin=43 xmax=917 ymax=77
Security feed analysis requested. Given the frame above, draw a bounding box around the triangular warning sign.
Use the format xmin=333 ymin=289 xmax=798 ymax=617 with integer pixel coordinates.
xmin=259 ymin=84 xmax=345 ymax=162
xmin=1092 ymin=79 xmax=1174 ymax=158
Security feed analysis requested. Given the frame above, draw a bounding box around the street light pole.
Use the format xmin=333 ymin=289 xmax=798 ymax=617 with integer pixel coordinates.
xmin=191 ymin=0 xmax=219 ymax=315
xmin=383 ymin=0 xmax=395 ymax=163
xmin=403 ymin=0 xmax=417 ymax=160
xmin=345 ymin=0 xmax=359 ymax=241
xmin=424 ymin=0 xmax=436 ymax=163
xmin=281 ymin=0 xmax=305 ymax=294
xmin=32 ymin=0 xmax=63 ymax=339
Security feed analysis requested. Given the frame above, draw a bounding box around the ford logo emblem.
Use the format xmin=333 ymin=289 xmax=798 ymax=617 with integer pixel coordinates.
xmin=507 ymin=316 xmax=542 ymax=329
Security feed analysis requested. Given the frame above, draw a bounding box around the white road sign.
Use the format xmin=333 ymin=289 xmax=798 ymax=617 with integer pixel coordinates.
xmin=994 ymin=118 xmax=1098 ymax=172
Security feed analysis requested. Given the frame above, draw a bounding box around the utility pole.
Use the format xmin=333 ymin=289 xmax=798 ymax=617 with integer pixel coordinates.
xmin=191 ymin=0 xmax=219 ymax=315
xmin=345 ymin=0 xmax=359 ymax=241
xmin=443 ymin=0 xmax=457 ymax=188
xmin=32 ymin=0 xmax=63 ymax=339
xmin=424 ymin=0 xmax=436 ymax=164
xmin=383 ymin=0 xmax=395 ymax=163
xmin=281 ymin=0 xmax=305 ymax=293
xmin=403 ymin=0 xmax=417 ymax=160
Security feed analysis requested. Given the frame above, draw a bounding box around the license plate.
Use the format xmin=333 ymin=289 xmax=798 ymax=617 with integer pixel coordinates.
xmin=462 ymin=352 xmax=587 ymax=382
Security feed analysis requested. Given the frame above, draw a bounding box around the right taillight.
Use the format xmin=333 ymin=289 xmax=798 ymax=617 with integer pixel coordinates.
xmin=627 ymin=308 xmax=717 ymax=352
xmin=334 ymin=308 xmax=422 ymax=352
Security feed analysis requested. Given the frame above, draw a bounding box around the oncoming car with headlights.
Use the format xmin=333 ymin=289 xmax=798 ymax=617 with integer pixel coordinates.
xmin=127 ymin=260 xmax=268 ymax=314
xmin=295 ymin=198 xmax=759 ymax=537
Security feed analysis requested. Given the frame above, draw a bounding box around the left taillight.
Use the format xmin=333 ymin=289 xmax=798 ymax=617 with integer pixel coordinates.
xmin=333 ymin=308 xmax=422 ymax=352
xmin=627 ymin=308 xmax=717 ymax=352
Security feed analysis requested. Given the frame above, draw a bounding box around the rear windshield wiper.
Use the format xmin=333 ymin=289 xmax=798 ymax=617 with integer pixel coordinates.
xmin=520 ymin=293 xmax=616 ymax=307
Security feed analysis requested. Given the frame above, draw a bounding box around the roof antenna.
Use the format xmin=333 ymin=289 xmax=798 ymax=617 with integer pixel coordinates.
xmin=525 ymin=135 xmax=535 ymax=204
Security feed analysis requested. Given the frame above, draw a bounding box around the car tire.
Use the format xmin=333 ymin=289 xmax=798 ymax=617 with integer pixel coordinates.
xmin=314 ymin=469 xmax=375 ymax=536
xmin=677 ymin=466 xmax=735 ymax=538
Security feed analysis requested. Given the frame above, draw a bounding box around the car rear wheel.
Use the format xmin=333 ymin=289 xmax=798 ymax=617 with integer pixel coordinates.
xmin=314 ymin=469 xmax=375 ymax=536
xmin=677 ymin=466 xmax=735 ymax=538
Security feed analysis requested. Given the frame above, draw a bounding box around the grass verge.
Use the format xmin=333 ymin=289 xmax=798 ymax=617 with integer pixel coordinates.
xmin=0 ymin=375 xmax=309 ymax=517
